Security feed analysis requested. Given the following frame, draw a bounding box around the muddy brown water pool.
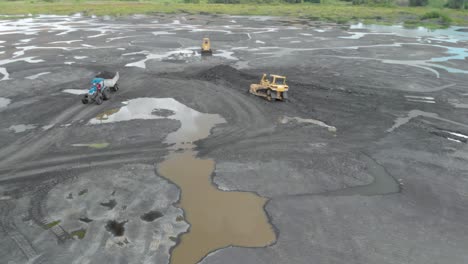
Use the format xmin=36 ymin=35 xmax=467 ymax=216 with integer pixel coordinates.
xmin=158 ymin=151 xmax=276 ymax=264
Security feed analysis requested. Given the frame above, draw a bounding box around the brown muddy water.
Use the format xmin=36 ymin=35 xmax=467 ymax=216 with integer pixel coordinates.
xmin=158 ymin=151 xmax=276 ymax=264
xmin=91 ymin=98 xmax=276 ymax=264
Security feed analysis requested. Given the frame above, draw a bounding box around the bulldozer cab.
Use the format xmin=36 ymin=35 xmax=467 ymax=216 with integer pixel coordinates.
xmin=201 ymin=37 xmax=212 ymax=55
xmin=260 ymin=73 xmax=269 ymax=85
xmin=262 ymin=74 xmax=286 ymax=86
xmin=202 ymin=38 xmax=211 ymax=51
xmin=271 ymin=75 xmax=286 ymax=85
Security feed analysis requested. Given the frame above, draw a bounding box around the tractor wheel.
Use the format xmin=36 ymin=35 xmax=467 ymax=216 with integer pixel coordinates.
xmin=102 ymin=88 xmax=111 ymax=100
xmin=112 ymin=84 xmax=119 ymax=92
xmin=95 ymin=95 xmax=103 ymax=105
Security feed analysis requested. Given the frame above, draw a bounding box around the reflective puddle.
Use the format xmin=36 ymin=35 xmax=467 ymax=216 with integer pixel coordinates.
xmin=387 ymin=109 xmax=468 ymax=132
xmin=62 ymin=89 xmax=88 ymax=95
xmin=123 ymin=49 xmax=200 ymax=69
xmin=25 ymin=71 xmax=50 ymax=80
xmin=90 ymin=97 xmax=276 ymax=264
xmin=8 ymin=124 xmax=36 ymax=133
xmin=349 ymin=23 xmax=468 ymax=43
xmin=327 ymin=154 xmax=400 ymax=196
xmin=0 ymin=97 xmax=10 ymax=108
xmin=280 ymin=116 xmax=336 ymax=132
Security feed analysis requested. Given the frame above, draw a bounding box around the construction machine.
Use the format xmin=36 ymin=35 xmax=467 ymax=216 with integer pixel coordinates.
xmin=81 ymin=72 xmax=119 ymax=105
xmin=201 ymin=37 xmax=212 ymax=56
xmin=250 ymin=74 xmax=289 ymax=101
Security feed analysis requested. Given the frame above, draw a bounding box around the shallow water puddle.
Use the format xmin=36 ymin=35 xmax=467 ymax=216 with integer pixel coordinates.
xmin=0 ymin=67 xmax=10 ymax=81
xmin=213 ymin=50 xmax=238 ymax=60
xmin=62 ymin=89 xmax=87 ymax=95
xmin=350 ymin=23 xmax=468 ymax=43
xmin=26 ymin=71 xmax=50 ymax=80
xmin=448 ymin=98 xmax=468 ymax=109
xmin=280 ymin=116 xmax=336 ymax=132
xmin=327 ymin=154 xmax=400 ymax=196
xmin=0 ymin=97 xmax=10 ymax=108
xmin=387 ymin=109 xmax=468 ymax=132
xmin=124 ymin=49 xmax=199 ymax=69
xmin=339 ymin=32 xmax=394 ymax=39
xmin=95 ymin=108 xmax=120 ymax=120
xmin=8 ymin=124 xmax=36 ymax=133
xmin=404 ymin=95 xmax=436 ymax=104
xmin=89 ymin=98 xmax=276 ymax=264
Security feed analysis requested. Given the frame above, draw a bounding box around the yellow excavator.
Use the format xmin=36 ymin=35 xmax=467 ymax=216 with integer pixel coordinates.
xmin=250 ymin=74 xmax=289 ymax=101
xmin=201 ymin=37 xmax=212 ymax=56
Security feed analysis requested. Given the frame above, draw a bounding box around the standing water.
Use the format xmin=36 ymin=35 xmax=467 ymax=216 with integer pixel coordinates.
xmin=90 ymin=98 xmax=276 ymax=264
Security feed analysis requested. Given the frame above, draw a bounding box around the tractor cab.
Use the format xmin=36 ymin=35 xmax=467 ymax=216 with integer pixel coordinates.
xmin=89 ymin=78 xmax=104 ymax=95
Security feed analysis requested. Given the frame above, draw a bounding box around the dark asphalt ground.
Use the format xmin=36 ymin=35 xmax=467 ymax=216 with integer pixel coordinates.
xmin=0 ymin=14 xmax=468 ymax=264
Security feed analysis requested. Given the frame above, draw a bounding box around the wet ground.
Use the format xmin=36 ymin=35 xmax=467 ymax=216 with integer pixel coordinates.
xmin=1 ymin=14 xmax=468 ymax=264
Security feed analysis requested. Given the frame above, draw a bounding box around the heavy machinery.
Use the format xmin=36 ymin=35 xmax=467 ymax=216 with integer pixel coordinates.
xmin=82 ymin=72 xmax=119 ymax=105
xmin=249 ymin=74 xmax=289 ymax=101
xmin=201 ymin=37 xmax=212 ymax=56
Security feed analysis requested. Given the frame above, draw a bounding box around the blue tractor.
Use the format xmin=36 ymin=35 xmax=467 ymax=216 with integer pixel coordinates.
xmin=82 ymin=72 xmax=119 ymax=105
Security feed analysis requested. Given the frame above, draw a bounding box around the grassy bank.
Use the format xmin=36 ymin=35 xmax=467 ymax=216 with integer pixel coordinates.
xmin=0 ymin=1 xmax=467 ymax=26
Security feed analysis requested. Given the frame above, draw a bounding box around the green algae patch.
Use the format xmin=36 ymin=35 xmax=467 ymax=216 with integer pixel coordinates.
xmin=71 ymin=229 xmax=87 ymax=240
xmin=45 ymin=220 xmax=61 ymax=229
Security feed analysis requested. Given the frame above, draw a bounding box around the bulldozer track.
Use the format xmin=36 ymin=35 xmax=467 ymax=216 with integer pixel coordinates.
xmin=0 ymin=155 xmax=157 ymax=183
xmin=28 ymin=172 xmax=76 ymax=243
xmin=0 ymin=144 xmax=166 ymax=178
xmin=0 ymin=200 xmax=39 ymax=261
xmin=0 ymin=103 xmax=88 ymax=168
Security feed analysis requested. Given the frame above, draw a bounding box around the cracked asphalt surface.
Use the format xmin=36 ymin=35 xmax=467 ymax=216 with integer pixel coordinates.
xmin=1 ymin=13 xmax=468 ymax=264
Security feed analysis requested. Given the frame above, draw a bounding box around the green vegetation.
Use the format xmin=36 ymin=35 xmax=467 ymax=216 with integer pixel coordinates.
xmin=428 ymin=0 xmax=446 ymax=8
xmin=45 ymin=220 xmax=61 ymax=229
xmin=87 ymin=143 xmax=110 ymax=149
xmin=70 ymin=229 xmax=87 ymax=239
xmin=0 ymin=1 xmax=466 ymax=26
xmin=409 ymin=0 xmax=428 ymax=6
xmin=404 ymin=10 xmax=452 ymax=27
xmin=446 ymin=0 xmax=467 ymax=8
xmin=95 ymin=108 xmax=119 ymax=120
xmin=420 ymin=9 xmax=451 ymax=21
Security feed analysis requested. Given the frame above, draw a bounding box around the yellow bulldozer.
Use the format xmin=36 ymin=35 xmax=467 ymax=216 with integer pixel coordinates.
xmin=201 ymin=37 xmax=212 ymax=56
xmin=249 ymin=74 xmax=289 ymax=101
